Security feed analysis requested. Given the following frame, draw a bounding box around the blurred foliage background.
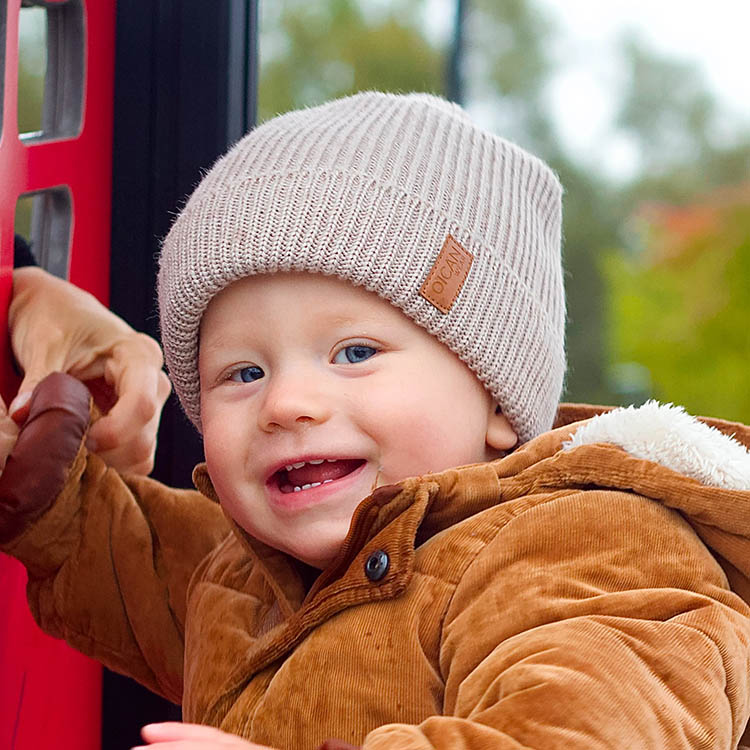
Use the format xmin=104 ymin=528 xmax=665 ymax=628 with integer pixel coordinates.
xmin=15 ymin=6 xmax=46 ymax=239
xmin=17 ymin=0 xmax=750 ymax=422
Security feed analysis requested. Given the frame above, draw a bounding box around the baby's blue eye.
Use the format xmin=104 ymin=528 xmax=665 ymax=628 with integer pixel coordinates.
xmin=230 ymin=365 xmax=264 ymax=383
xmin=334 ymin=345 xmax=377 ymax=364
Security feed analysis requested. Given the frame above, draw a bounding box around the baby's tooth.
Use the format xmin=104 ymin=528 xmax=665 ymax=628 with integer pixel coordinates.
xmin=309 ymin=459 xmax=324 ymax=465
xmin=285 ymin=464 xmax=294 ymax=471
xmin=326 ymin=458 xmax=337 ymax=463
xmin=323 ymin=479 xmax=333 ymax=484
xmin=295 ymin=482 xmax=322 ymax=491
xmin=291 ymin=461 xmax=306 ymax=469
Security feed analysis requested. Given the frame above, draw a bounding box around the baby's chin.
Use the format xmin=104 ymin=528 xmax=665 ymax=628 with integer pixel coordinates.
xmin=256 ymin=519 xmax=352 ymax=571
xmin=284 ymin=538 xmax=344 ymax=570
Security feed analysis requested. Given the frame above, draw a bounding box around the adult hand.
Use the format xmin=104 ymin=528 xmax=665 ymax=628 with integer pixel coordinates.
xmin=134 ymin=722 xmax=278 ymax=750
xmin=7 ymin=267 xmax=171 ymax=474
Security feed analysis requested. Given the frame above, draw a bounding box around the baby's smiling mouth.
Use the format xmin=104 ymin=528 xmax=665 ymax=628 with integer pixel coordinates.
xmin=273 ymin=459 xmax=366 ymax=494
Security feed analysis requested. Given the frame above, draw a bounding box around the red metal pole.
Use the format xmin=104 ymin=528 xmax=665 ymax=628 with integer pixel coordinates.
xmin=1 ymin=1 xmax=116 ymax=748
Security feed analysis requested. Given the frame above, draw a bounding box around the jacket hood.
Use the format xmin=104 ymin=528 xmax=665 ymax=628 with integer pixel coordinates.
xmin=515 ymin=401 xmax=750 ymax=606
xmin=560 ymin=401 xmax=750 ymax=491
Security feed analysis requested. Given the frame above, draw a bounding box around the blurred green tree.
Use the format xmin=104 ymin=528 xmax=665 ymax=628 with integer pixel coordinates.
xmin=614 ymin=35 xmax=750 ymax=204
xmin=464 ymin=0 xmax=558 ymax=157
xmin=258 ymin=0 xmax=443 ymax=121
xmin=603 ymin=34 xmax=750 ymax=419
xmin=17 ymin=6 xmax=46 ymax=135
xmin=15 ymin=7 xmax=47 ymax=239
xmin=603 ymin=187 xmax=750 ymax=423
xmin=616 ymin=35 xmax=716 ymax=176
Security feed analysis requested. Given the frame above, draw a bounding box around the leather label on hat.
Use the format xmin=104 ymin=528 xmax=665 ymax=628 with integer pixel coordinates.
xmin=419 ymin=234 xmax=473 ymax=313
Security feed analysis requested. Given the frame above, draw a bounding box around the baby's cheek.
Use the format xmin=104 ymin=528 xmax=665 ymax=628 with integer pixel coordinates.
xmin=217 ymin=492 xmax=257 ymax=538
xmin=421 ymin=415 xmax=489 ymax=470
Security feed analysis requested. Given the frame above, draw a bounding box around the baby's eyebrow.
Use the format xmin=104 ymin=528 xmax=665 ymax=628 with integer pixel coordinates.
xmin=327 ymin=315 xmax=359 ymax=327
xmin=198 ymin=334 xmax=257 ymax=361
xmin=326 ymin=312 xmax=390 ymax=328
xmin=198 ymin=335 xmax=231 ymax=355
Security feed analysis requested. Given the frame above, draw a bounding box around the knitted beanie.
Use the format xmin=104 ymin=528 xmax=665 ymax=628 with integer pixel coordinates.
xmin=158 ymin=91 xmax=565 ymax=443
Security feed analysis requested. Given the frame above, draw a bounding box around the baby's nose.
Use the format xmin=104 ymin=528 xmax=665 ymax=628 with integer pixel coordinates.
xmin=256 ymin=373 xmax=332 ymax=432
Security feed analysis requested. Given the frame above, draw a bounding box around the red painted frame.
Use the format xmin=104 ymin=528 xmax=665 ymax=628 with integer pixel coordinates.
xmin=0 ymin=1 xmax=115 ymax=748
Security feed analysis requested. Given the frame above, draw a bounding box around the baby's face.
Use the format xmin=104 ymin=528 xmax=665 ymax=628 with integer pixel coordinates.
xmin=198 ymin=273 xmax=517 ymax=568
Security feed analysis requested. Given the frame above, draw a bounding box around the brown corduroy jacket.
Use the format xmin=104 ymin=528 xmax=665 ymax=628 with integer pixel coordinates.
xmin=2 ymin=388 xmax=750 ymax=749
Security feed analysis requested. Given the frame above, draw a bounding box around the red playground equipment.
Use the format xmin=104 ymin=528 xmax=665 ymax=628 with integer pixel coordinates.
xmin=1 ymin=1 xmax=257 ymax=748
xmin=1 ymin=2 xmax=115 ymax=748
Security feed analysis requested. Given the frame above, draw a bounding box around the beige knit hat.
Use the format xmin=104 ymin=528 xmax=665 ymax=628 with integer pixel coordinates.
xmin=158 ymin=91 xmax=565 ymax=443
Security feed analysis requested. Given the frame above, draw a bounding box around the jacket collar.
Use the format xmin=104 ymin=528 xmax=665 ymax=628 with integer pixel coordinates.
xmin=192 ymin=461 xmax=505 ymax=609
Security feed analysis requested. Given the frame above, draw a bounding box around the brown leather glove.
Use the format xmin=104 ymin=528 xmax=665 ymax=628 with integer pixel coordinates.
xmin=0 ymin=372 xmax=90 ymax=543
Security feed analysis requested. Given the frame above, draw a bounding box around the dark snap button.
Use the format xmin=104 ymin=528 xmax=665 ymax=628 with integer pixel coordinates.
xmin=364 ymin=549 xmax=390 ymax=582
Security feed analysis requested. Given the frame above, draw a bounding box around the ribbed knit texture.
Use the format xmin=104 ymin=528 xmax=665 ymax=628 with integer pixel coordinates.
xmin=158 ymin=91 xmax=565 ymax=442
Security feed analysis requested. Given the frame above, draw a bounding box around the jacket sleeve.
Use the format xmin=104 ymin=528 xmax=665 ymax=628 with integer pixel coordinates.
xmin=363 ymin=490 xmax=750 ymax=749
xmin=0 ymin=374 xmax=229 ymax=703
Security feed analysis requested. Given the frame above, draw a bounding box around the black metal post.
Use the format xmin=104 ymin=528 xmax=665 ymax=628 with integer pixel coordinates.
xmin=446 ymin=0 xmax=466 ymax=105
xmin=105 ymin=3 xmax=258 ymax=747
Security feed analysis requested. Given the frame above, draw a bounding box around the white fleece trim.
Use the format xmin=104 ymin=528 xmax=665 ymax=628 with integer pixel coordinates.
xmin=562 ymin=400 xmax=750 ymax=491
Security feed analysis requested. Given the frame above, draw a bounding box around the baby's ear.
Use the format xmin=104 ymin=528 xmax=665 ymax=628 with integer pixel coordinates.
xmin=486 ymin=404 xmax=518 ymax=452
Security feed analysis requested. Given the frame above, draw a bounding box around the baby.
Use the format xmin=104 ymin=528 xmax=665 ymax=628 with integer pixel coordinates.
xmin=2 ymin=92 xmax=750 ymax=750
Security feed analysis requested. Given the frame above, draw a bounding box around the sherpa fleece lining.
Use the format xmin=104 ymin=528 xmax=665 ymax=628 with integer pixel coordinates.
xmin=563 ymin=400 xmax=750 ymax=491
